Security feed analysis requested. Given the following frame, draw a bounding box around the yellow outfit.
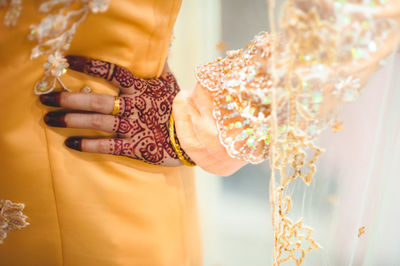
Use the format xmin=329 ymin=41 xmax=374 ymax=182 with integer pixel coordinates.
xmin=0 ymin=1 xmax=202 ymax=265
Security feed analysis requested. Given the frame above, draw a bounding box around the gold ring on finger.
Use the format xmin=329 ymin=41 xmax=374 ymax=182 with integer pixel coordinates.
xmin=112 ymin=97 xmax=120 ymax=116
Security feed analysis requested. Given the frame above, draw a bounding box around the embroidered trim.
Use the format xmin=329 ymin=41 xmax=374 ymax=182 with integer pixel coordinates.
xmin=0 ymin=199 xmax=29 ymax=244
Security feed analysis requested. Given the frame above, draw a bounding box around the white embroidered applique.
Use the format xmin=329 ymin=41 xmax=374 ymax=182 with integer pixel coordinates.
xmin=28 ymin=0 xmax=110 ymax=95
xmin=1 ymin=0 xmax=110 ymax=94
xmin=0 ymin=199 xmax=29 ymax=244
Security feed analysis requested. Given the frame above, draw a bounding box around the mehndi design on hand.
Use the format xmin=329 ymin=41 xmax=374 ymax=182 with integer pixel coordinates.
xmin=40 ymin=55 xmax=193 ymax=166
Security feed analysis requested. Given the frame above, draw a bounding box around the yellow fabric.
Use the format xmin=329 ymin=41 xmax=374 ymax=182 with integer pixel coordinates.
xmin=173 ymin=84 xmax=247 ymax=177
xmin=0 ymin=1 xmax=202 ymax=265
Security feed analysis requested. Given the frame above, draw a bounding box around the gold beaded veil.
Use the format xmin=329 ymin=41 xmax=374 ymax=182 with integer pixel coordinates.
xmin=197 ymin=0 xmax=400 ymax=264
xmin=265 ymin=1 xmax=400 ymax=265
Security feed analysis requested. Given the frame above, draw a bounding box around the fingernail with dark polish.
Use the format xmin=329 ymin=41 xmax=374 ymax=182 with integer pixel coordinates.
xmin=65 ymin=55 xmax=86 ymax=72
xmin=44 ymin=112 xmax=67 ymax=127
xmin=65 ymin=137 xmax=82 ymax=151
xmin=39 ymin=92 xmax=62 ymax=107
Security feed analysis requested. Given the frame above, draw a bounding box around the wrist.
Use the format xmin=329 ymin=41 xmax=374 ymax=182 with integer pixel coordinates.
xmin=172 ymin=85 xmax=247 ymax=176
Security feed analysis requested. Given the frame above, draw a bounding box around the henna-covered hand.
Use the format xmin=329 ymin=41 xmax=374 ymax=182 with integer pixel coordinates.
xmin=40 ymin=55 xmax=193 ymax=166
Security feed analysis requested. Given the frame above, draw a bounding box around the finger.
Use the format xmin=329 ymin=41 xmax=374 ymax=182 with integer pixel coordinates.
xmin=44 ymin=111 xmax=115 ymax=132
xmin=64 ymin=137 xmax=132 ymax=156
xmin=66 ymin=55 xmax=147 ymax=94
xmin=44 ymin=112 xmax=140 ymax=136
xmin=40 ymin=91 xmax=115 ymax=114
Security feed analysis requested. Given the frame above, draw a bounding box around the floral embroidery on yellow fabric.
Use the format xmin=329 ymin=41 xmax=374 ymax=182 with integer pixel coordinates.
xmin=1 ymin=0 xmax=111 ymax=94
xmin=0 ymin=199 xmax=29 ymax=244
xmin=28 ymin=0 xmax=110 ymax=95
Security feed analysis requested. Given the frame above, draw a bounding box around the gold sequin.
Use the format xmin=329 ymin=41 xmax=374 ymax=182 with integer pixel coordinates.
xmin=332 ymin=120 xmax=343 ymax=133
xmin=358 ymin=226 xmax=366 ymax=238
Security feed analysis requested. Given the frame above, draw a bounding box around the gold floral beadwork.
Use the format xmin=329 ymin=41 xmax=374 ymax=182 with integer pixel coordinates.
xmin=275 ymin=130 xmax=323 ymax=187
xmin=277 ymin=218 xmax=321 ymax=265
xmin=0 ymin=199 xmax=29 ymax=244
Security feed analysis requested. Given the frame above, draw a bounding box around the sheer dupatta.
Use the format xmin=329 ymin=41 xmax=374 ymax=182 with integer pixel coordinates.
xmin=266 ymin=0 xmax=400 ymax=265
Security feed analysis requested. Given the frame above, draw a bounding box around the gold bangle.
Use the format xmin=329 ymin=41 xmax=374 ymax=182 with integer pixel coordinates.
xmin=112 ymin=97 xmax=120 ymax=116
xmin=169 ymin=112 xmax=196 ymax=167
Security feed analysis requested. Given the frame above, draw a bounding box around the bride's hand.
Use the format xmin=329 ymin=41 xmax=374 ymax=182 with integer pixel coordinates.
xmin=40 ymin=55 xmax=191 ymax=166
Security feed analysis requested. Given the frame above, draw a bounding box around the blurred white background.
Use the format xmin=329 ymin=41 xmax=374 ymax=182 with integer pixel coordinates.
xmin=170 ymin=1 xmax=272 ymax=265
